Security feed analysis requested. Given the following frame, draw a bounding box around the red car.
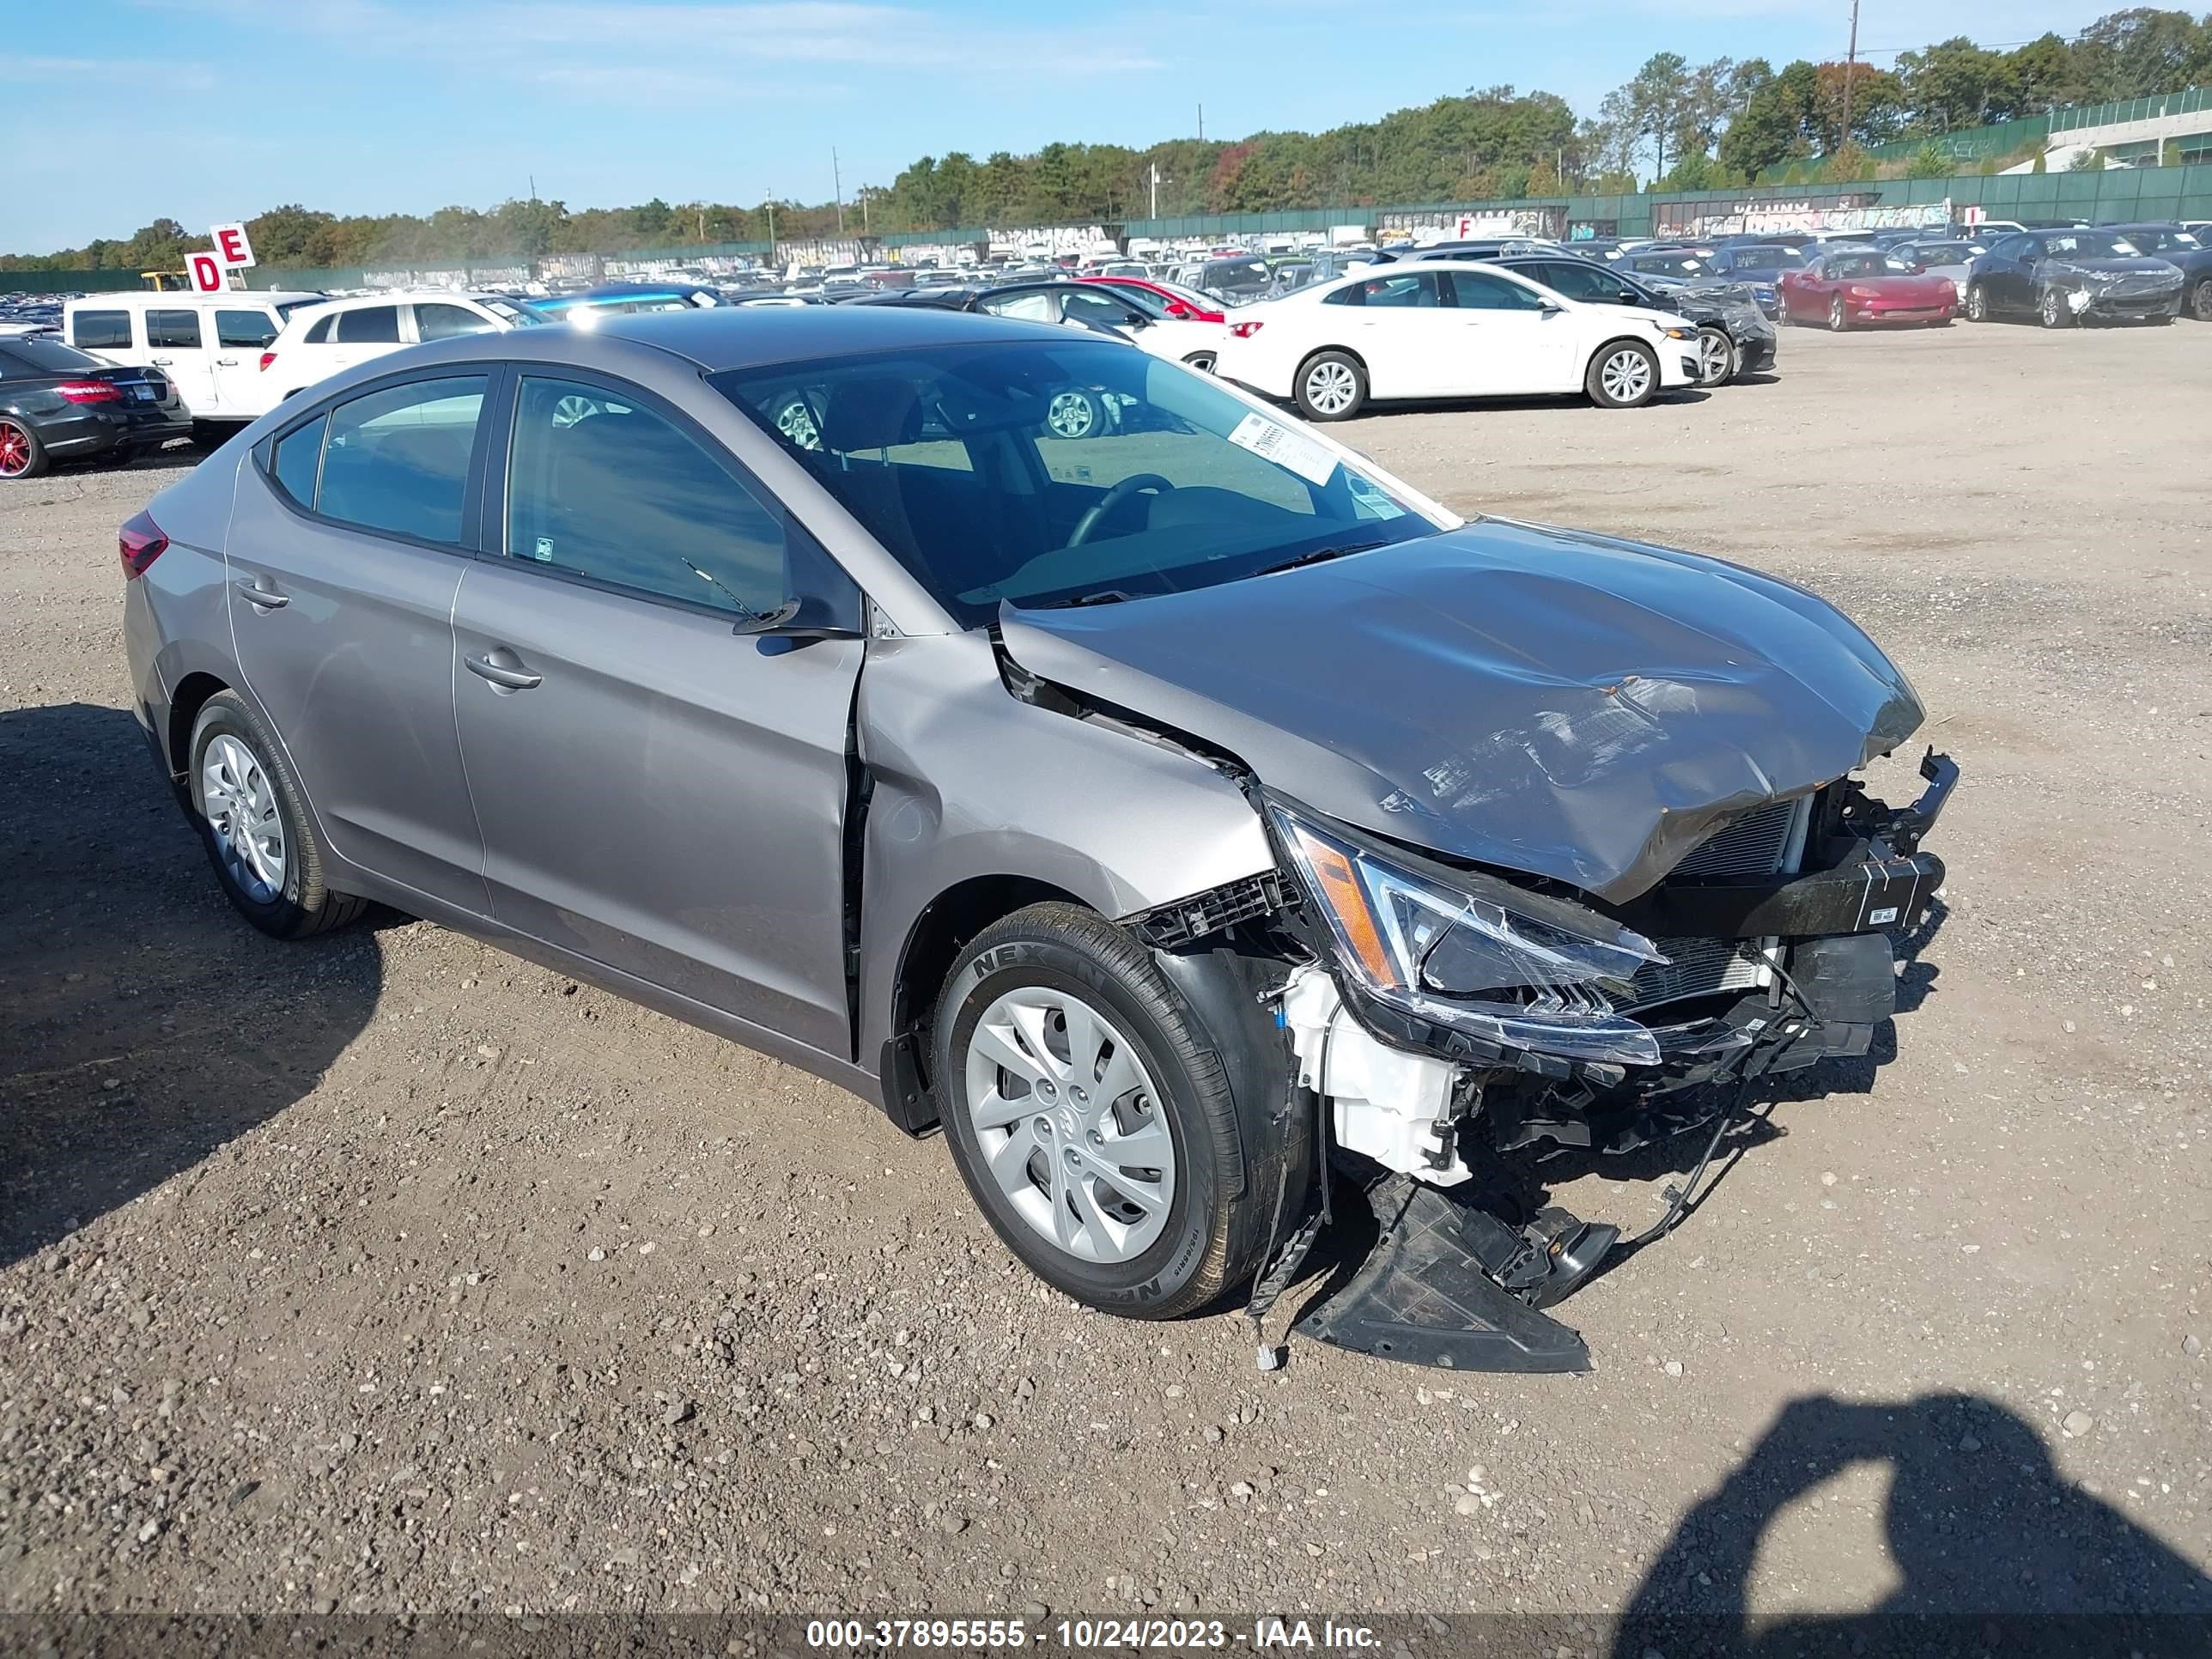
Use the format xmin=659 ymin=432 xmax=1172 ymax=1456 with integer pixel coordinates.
xmin=1073 ymin=275 xmax=1227 ymax=325
xmin=1778 ymin=246 xmax=1957 ymax=330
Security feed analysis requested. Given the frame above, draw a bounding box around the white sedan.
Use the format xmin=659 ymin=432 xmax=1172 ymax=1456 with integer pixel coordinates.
xmin=1210 ymin=261 xmax=1703 ymax=418
xmin=246 ymin=290 xmax=544 ymax=418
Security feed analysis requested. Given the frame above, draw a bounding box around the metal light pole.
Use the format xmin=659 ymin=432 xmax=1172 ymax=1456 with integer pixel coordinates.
xmin=1840 ymin=0 xmax=1861 ymax=154
xmin=833 ymin=148 xmax=845 ymax=234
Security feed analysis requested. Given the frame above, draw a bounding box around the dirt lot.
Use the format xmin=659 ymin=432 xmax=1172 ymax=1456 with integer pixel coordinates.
xmin=3 ymin=320 xmax=2209 ymax=1639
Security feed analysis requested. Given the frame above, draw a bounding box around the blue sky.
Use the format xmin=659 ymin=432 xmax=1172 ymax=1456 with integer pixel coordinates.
xmin=6 ymin=0 xmax=2090 ymax=251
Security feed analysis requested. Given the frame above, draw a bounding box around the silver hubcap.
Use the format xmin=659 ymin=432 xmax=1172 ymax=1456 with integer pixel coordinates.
xmin=1184 ymin=352 xmax=1217 ymax=373
xmin=1831 ymin=299 xmax=1845 ymax=329
xmin=1600 ymin=349 xmax=1651 ymax=403
xmin=1698 ymin=331 xmax=1731 ymax=381
xmin=1046 ymin=392 xmax=1097 ymax=438
xmin=200 ymin=734 xmax=286 ymax=902
xmin=775 ymin=397 xmax=821 ymax=449
xmin=963 ymin=986 xmax=1176 ymax=1265
xmin=1304 ymin=361 xmax=1357 ymax=415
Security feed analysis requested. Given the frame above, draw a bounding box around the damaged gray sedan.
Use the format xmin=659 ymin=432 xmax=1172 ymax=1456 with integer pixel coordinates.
xmin=120 ymin=307 xmax=1954 ymax=1370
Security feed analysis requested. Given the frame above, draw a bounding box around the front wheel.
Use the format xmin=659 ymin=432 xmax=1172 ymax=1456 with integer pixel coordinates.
xmin=0 ymin=417 xmax=48 ymax=480
xmin=188 ymin=691 xmax=366 ymax=939
xmin=1694 ymin=325 xmax=1737 ymax=387
xmin=932 ymin=902 xmax=1265 ymax=1319
xmin=1827 ymin=295 xmax=1850 ymax=332
xmin=1295 ymin=350 xmax=1366 ymax=421
xmin=1180 ymin=350 xmax=1218 ymax=374
xmin=1964 ymin=282 xmax=1990 ymax=322
xmin=2190 ymin=278 xmax=2212 ymax=322
xmin=2038 ymin=288 xmax=2072 ymax=329
xmin=1586 ymin=340 xmax=1658 ymax=408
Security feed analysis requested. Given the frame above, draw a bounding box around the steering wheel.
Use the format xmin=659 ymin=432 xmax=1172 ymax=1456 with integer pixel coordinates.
xmin=1067 ymin=473 xmax=1176 ymax=548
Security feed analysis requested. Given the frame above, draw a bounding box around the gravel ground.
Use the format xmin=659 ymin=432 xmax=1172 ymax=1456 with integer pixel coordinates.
xmin=3 ymin=320 xmax=2208 ymax=1637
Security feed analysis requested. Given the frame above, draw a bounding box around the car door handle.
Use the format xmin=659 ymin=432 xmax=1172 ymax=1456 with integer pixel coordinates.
xmin=465 ymin=653 xmax=542 ymax=690
xmin=234 ymin=579 xmax=289 ymax=609
xmin=216 ymin=356 xmax=240 ymax=366
xmin=151 ymin=357 xmax=175 ymax=366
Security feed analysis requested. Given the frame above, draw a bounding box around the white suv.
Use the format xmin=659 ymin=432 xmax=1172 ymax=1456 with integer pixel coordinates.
xmin=64 ymin=290 xmax=324 ymax=437
xmin=249 ymin=291 xmax=543 ymax=417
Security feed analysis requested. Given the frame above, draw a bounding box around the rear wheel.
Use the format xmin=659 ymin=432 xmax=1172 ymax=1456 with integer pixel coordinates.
xmin=1044 ymin=387 xmax=1104 ymax=439
xmin=1694 ymin=325 xmax=1736 ymax=387
xmin=932 ymin=902 xmax=1265 ymax=1319
xmin=0 ymin=418 xmax=47 ymax=480
xmin=1180 ymin=350 xmax=1218 ymax=374
xmin=2191 ymin=278 xmax=2212 ymax=322
xmin=189 ymin=420 xmax=233 ymax=451
xmin=1827 ymin=295 xmax=1850 ymax=332
xmin=1295 ymin=350 xmax=1366 ymax=421
xmin=1585 ymin=340 xmax=1658 ymax=409
xmin=188 ymin=691 xmax=365 ymax=940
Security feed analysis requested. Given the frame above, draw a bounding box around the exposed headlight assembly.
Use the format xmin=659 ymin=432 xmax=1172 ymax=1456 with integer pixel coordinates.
xmin=1659 ymin=325 xmax=1698 ymax=340
xmin=1268 ymin=800 xmax=1668 ymax=1065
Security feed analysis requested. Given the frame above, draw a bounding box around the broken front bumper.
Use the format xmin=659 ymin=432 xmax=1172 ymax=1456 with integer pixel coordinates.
xmin=1268 ymin=752 xmax=1957 ymax=1371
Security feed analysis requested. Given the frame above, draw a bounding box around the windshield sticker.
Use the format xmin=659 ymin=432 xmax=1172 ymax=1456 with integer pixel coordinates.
xmin=1346 ymin=473 xmax=1408 ymax=520
xmin=1228 ymin=412 xmax=1340 ymax=486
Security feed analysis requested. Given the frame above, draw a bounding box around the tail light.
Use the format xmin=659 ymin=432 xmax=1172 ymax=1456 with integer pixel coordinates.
xmin=258 ymin=352 xmax=276 ymax=372
xmin=55 ymin=380 xmax=122 ymax=404
xmin=118 ymin=510 xmax=168 ymax=579
xmin=1230 ymin=320 xmax=1265 ymax=338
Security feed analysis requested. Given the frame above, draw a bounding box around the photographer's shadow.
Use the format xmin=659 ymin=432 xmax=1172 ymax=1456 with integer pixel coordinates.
xmin=1614 ymin=1392 xmax=2212 ymax=1657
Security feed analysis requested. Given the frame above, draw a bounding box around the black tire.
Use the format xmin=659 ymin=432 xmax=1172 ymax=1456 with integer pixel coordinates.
xmin=1042 ymin=386 xmax=1105 ymax=440
xmin=2038 ymin=288 xmax=2071 ymax=329
xmin=931 ymin=902 xmax=1271 ymax=1320
xmin=1694 ymin=325 xmax=1737 ymax=388
xmin=1584 ymin=339 xmax=1659 ymax=409
xmin=189 ymin=420 xmax=233 ymax=451
xmin=0 ymin=416 xmax=49 ymax=480
xmin=187 ymin=690 xmax=366 ymax=940
xmin=1827 ymin=295 xmax=1850 ymax=332
xmin=1180 ymin=350 xmax=1218 ymax=374
xmin=1294 ymin=349 xmax=1367 ymax=421
xmin=1964 ymin=282 xmax=1990 ymax=323
xmin=2190 ymin=278 xmax=2212 ymax=322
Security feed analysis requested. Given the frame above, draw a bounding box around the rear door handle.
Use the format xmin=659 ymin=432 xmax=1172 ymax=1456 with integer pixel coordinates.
xmin=151 ymin=357 xmax=175 ymax=366
xmin=216 ymin=356 xmax=240 ymax=366
xmin=234 ymin=578 xmax=289 ymax=609
xmin=465 ymin=652 xmax=542 ymax=691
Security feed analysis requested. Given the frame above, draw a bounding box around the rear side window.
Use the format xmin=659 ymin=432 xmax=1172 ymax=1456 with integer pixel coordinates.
xmin=271 ymin=414 xmax=327 ymax=507
xmin=316 ymin=375 xmax=486 ymax=544
xmin=981 ymin=290 xmax=1058 ymax=323
xmin=216 ymin=309 xmax=280 ymax=349
xmin=503 ymin=375 xmax=787 ymax=617
xmin=147 ymin=311 xmax=204 ymax=349
xmin=73 ymin=311 xmax=132 ymax=350
xmin=334 ymin=306 xmax=400 ymax=344
xmin=1449 ymin=270 xmax=1547 ymax=311
xmin=414 ymin=302 xmax=494 ymax=341
xmin=304 ymin=315 xmax=335 ymax=343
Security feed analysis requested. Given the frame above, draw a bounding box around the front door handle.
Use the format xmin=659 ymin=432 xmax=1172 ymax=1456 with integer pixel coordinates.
xmin=465 ymin=652 xmax=542 ymax=691
xmin=216 ymin=356 xmax=240 ymax=366
xmin=234 ymin=578 xmax=289 ymax=609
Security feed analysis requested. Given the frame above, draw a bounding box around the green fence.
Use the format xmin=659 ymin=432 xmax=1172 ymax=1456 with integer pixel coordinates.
xmin=2051 ymin=87 xmax=2212 ymax=132
xmin=1846 ymin=114 xmax=2052 ymax=170
xmin=15 ymin=164 xmax=2212 ymax=298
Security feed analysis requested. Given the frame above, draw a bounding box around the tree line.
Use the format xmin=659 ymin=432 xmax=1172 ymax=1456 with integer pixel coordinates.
xmin=6 ymin=8 xmax=2207 ymax=273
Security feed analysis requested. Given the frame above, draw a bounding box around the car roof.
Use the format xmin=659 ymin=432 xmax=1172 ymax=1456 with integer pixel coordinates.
xmin=585 ymin=304 xmax=1089 ymax=369
xmin=66 ymin=289 xmax=322 ymax=308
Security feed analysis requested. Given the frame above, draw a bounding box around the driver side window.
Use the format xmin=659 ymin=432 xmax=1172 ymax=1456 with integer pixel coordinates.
xmin=1449 ymin=270 xmax=1547 ymax=310
xmin=504 ymin=375 xmax=790 ymax=618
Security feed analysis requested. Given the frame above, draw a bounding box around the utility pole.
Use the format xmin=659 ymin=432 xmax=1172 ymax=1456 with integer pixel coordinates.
xmin=765 ymin=196 xmax=775 ymax=252
xmin=1149 ymin=161 xmax=1165 ymax=218
xmin=833 ymin=148 xmax=845 ymax=234
xmin=860 ymin=186 xmax=869 ymax=233
xmin=1839 ymin=0 xmax=1861 ymax=155
xmin=1197 ymin=103 xmax=1204 ymax=142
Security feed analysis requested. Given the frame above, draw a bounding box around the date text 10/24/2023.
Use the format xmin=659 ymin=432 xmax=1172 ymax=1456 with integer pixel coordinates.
xmin=804 ymin=1618 xmax=1382 ymax=1650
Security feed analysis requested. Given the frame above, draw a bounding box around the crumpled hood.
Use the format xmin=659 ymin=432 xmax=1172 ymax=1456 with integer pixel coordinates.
xmin=997 ymin=520 xmax=1923 ymax=902
xmin=2050 ymin=257 xmax=2182 ymax=283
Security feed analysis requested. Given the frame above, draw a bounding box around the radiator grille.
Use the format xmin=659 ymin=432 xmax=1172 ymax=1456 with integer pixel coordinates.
xmin=1673 ymin=799 xmax=1802 ymax=878
xmin=1613 ymin=936 xmax=1764 ymax=1013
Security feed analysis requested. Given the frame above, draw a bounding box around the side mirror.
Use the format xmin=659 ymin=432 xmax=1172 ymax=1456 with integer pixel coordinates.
xmin=1613 ymin=289 xmax=1638 ymax=304
xmin=1538 ymin=300 xmax=1564 ymax=316
xmin=1164 ymin=301 xmax=1192 ymax=319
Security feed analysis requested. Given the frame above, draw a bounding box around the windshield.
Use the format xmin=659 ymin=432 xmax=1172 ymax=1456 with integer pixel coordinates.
xmin=1728 ymin=246 xmax=1805 ymax=270
xmin=1632 ymin=253 xmax=1709 ymax=278
xmin=1904 ymin=242 xmax=1976 ymax=264
xmin=2046 ymin=232 xmax=2142 ymax=259
xmin=1826 ymin=252 xmax=1892 ymax=278
xmin=3 ymin=337 xmax=103 ymax=374
xmin=712 ymin=340 xmax=1442 ymax=625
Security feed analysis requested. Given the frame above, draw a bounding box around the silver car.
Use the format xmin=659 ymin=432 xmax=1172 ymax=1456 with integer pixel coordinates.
xmin=120 ymin=308 xmax=1955 ymax=1370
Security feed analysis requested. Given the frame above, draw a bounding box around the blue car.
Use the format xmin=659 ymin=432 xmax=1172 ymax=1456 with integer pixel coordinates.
xmin=1705 ymin=244 xmax=1810 ymax=319
xmin=518 ymin=282 xmax=720 ymax=324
